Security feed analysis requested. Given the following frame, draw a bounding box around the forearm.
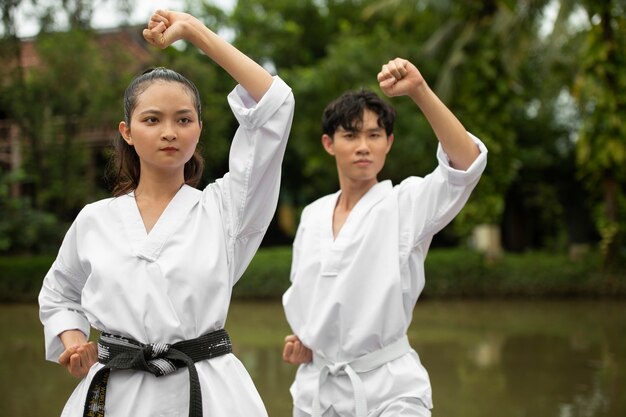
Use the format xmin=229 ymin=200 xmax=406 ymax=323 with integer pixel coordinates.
xmin=185 ymin=18 xmax=273 ymax=102
xmin=409 ymin=84 xmax=480 ymax=170
xmin=60 ymin=329 xmax=88 ymax=348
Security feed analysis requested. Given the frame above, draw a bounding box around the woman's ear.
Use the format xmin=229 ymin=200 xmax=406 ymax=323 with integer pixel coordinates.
xmin=118 ymin=121 xmax=132 ymax=145
xmin=321 ymin=134 xmax=335 ymax=156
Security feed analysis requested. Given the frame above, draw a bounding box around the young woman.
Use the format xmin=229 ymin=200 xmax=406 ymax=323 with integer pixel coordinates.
xmin=39 ymin=9 xmax=294 ymax=417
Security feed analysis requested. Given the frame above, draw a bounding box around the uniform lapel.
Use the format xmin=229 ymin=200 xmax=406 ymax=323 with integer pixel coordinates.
xmin=319 ymin=191 xmax=341 ymax=244
xmin=118 ymin=193 xmax=148 ymax=257
xmin=341 ymin=180 xmax=392 ymax=236
xmin=319 ymin=181 xmax=392 ymax=277
xmin=119 ymin=185 xmax=201 ymax=262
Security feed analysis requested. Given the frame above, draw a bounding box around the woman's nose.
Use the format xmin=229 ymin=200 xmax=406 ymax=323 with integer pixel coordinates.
xmin=161 ymin=122 xmax=177 ymax=141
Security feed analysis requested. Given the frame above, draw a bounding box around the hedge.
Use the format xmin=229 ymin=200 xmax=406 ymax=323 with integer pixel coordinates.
xmin=1 ymin=247 xmax=624 ymax=302
xmin=0 ymin=256 xmax=55 ymax=302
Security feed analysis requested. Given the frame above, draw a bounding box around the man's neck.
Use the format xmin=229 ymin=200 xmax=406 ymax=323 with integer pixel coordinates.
xmin=336 ymin=178 xmax=378 ymax=212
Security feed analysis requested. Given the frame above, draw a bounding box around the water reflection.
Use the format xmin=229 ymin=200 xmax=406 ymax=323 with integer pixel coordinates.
xmin=232 ymin=300 xmax=625 ymax=417
xmin=1 ymin=300 xmax=624 ymax=417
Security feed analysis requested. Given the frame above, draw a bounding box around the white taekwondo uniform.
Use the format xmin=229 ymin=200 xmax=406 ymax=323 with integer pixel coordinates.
xmin=283 ymin=134 xmax=487 ymax=417
xmin=39 ymin=77 xmax=294 ymax=417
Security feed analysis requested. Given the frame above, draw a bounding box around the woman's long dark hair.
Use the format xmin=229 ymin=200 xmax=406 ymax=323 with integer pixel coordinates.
xmin=110 ymin=67 xmax=205 ymax=196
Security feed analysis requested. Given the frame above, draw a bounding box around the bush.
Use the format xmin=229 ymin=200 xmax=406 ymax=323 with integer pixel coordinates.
xmin=0 ymin=176 xmax=67 ymax=255
xmin=233 ymin=246 xmax=293 ymax=299
xmin=422 ymin=249 xmax=615 ymax=298
xmin=0 ymin=247 xmax=623 ymax=303
xmin=0 ymin=255 xmax=55 ymax=302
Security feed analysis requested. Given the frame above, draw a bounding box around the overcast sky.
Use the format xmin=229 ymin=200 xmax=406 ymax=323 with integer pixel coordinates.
xmin=12 ymin=0 xmax=587 ymax=40
xmin=14 ymin=0 xmax=235 ymax=38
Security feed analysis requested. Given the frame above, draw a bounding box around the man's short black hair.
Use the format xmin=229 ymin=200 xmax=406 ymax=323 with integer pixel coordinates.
xmin=322 ymin=89 xmax=397 ymax=137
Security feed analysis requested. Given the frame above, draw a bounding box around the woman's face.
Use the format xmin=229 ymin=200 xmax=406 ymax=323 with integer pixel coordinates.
xmin=119 ymin=81 xmax=202 ymax=177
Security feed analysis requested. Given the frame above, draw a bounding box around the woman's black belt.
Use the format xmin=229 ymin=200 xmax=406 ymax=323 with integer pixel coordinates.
xmin=83 ymin=329 xmax=232 ymax=417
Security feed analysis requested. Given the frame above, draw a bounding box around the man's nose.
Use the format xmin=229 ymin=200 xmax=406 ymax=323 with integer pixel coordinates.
xmin=355 ymin=136 xmax=369 ymax=153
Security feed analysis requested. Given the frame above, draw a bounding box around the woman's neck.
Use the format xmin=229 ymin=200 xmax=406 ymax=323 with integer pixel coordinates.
xmin=134 ymin=169 xmax=185 ymax=202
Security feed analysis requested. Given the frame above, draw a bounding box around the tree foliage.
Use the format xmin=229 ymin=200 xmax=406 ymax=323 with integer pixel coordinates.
xmin=570 ymin=0 xmax=626 ymax=267
xmin=0 ymin=0 xmax=624 ymax=265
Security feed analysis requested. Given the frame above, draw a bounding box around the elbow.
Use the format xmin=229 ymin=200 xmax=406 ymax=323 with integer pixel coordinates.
xmin=450 ymin=146 xmax=481 ymax=171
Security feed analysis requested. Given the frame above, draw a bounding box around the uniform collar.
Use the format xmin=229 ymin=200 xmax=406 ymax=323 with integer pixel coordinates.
xmin=119 ymin=185 xmax=200 ymax=262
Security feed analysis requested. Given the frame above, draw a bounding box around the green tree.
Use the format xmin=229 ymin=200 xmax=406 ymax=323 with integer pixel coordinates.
xmin=0 ymin=27 xmax=143 ymax=218
xmin=1 ymin=1 xmax=137 ymax=224
xmin=222 ymin=0 xmax=446 ymax=208
xmin=414 ymin=1 xmax=552 ymax=236
xmin=571 ymin=0 xmax=626 ymax=267
xmin=0 ymin=170 xmax=65 ymax=254
xmin=498 ymin=0 xmax=593 ymax=252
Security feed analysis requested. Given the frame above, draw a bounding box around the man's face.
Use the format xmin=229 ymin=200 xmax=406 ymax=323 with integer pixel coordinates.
xmin=322 ymin=109 xmax=394 ymax=188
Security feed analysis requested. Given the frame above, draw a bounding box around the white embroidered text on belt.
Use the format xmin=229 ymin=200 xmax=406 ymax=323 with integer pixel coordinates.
xmin=311 ymin=335 xmax=411 ymax=417
xmin=83 ymin=329 xmax=232 ymax=417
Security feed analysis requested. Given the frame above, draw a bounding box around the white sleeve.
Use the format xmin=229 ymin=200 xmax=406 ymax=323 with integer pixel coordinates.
xmin=209 ymin=76 xmax=295 ymax=282
xmin=400 ymin=132 xmax=488 ymax=246
xmin=289 ymin=205 xmax=311 ymax=284
xmin=38 ymin=220 xmax=90 ymax=363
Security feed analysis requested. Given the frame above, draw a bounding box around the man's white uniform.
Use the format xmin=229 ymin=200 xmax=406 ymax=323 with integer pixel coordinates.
xmin=39 ymin=77 xmax=294 ymax=417
xmin=283 ymin=135 xmax=487 ymax=417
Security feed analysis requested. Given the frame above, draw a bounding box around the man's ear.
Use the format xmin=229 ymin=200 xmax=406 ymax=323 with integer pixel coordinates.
xmin=321 ymin=134 xmax=335 ymax=156
xmin=386 ymin=133 xmax=395 ymax=154
xmin=118 ymin=121 xmax=132 ymax=145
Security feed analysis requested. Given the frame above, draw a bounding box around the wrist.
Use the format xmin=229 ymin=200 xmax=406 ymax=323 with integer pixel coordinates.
xmin=60 ymin=329 xmax=87 ymax=348
xmin=185 ymin=17 xmax=215 ymax=48
xmin=408 ymin=82 xmax=432 ymax=106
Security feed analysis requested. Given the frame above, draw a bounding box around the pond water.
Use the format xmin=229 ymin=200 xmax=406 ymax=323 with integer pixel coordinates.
xmin=1 ymin=299 xmax=624 ymax=417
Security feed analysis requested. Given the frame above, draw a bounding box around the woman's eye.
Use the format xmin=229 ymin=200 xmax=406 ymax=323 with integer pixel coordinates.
xmin=179 ymin=118 xmax=192 ymax=124
xmin=144 ymin=117 xmax=158 ymax=123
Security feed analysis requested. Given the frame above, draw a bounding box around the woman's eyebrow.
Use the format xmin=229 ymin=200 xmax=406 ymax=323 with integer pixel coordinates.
xmin=137 ymin=108 xmax=195 ymax=116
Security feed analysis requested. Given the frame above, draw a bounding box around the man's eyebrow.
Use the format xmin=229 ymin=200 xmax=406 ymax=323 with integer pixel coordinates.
xmin=337 ymin=126 xmax=383 ymax=133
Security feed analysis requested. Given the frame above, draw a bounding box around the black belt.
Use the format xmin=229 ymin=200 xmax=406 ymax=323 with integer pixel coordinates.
xmin=83 ymin=329 xmax=232 ymax=417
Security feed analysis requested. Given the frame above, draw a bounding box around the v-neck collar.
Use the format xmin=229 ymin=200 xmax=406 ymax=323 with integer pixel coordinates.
xmin=318 ymin=180 xmax=392 ymax=277
xmin=322 ymin=180 xmax=393 ymax=244
xmin=118 ymin=185 xmax=200 ymax=262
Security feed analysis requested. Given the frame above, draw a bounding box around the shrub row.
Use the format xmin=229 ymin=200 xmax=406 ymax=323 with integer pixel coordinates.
xmin=0 ymin=255 xmax=56 ymax=302
xmin=1 ymin=248 xmax=623 ymax=303
xmin=421 ymin=249 xmax=623 ymax=298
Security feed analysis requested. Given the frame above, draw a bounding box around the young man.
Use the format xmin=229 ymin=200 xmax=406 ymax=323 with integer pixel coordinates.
xmin=281 ymin=57 xmax=487 ymax=417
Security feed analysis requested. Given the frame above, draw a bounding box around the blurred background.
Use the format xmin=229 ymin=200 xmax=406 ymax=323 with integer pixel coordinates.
xmin=0 ymin=0 xmax=624 ymax=416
